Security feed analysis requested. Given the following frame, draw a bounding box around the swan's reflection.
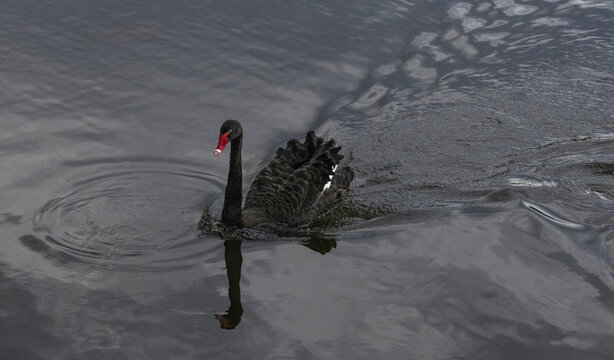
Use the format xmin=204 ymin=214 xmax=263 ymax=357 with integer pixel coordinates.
xmin=216 ymin=240 xmax=243 ymax=329
xmin=216 ymin=235 xmax=337 ymax=329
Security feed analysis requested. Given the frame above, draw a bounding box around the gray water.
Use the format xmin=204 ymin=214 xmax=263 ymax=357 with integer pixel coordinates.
xmin=2 ymin=0 xmax=614 ymax=359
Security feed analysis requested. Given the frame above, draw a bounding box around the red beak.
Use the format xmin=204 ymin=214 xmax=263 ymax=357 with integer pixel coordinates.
xmin=214 ymin=131 xmax=231 ymax=156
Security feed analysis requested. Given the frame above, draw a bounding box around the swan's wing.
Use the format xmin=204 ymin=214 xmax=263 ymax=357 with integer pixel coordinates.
xmin=309 ymin=165 xmax=355 ymax=217
xmin=244 ymin=132 xmax=346 ymax=225
xmin=244 ymin=133 xmax=314 ymax=207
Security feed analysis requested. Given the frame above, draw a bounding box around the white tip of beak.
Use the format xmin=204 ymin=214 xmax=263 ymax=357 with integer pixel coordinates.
xmin=214 ymin=149 xmax=222 ymax=156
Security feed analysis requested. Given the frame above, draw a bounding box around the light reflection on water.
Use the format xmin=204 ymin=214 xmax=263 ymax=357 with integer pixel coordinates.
xmin=1 ymin=0 xmax=614 ymax=359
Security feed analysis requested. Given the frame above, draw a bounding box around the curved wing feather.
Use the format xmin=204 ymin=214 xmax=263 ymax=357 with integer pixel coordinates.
xmin=244 ymin=131 xmax=348 ymax=225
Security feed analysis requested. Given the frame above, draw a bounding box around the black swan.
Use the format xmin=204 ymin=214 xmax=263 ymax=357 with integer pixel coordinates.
xmin=214 ymin=119 xmax=354 ymax=228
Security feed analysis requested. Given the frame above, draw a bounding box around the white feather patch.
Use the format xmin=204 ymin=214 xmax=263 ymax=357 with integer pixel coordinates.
xmin=322 ymin=165 xmax=338 ymax=192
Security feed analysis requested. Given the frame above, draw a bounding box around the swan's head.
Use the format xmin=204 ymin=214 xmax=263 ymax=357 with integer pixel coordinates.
xmin=214 ymin=120 xmax=243 ymax=156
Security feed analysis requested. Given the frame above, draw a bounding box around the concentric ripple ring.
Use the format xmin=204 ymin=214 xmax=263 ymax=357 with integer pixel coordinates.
xmin=30 ymin=156 xmax=223 ymax=272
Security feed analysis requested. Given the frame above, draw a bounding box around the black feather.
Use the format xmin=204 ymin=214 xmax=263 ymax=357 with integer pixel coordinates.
xmin=241 ymin=130 xmax=353 ymax=227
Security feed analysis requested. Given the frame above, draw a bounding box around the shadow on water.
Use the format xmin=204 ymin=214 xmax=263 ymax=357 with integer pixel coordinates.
xmin=202 ymin=211 xmax=344 ymax=330
xmin=199 ymin=193 xmax=381 ymax=252
xmin=215 ymin=240 xmax=244 ymax=330
xmin=201 ymin=190 xmax=380 ymax=331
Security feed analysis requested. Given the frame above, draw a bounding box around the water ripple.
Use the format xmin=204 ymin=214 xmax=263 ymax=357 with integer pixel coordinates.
xmin=521 ymin=200 xmax=587 ymax=230
xmin=493 ymin=0 xmax=538 ymax=16
xmin=29 ymin=157 xmax=222 ymax=272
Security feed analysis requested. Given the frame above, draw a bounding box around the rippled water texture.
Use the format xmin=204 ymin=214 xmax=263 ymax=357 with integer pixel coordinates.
xmin=2 ymin=0 xmax=614 ymax=359
xmin=30 ymin=157 xmax=221 ymax=271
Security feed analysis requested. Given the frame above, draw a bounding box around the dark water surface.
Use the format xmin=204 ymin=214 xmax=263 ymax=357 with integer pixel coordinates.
xmin=2 ymin=0 xmax=614 ymax=359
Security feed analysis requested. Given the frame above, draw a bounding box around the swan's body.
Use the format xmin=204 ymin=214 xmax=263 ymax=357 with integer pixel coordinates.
xmin=215 ymin=120 xmax=354 ymax=228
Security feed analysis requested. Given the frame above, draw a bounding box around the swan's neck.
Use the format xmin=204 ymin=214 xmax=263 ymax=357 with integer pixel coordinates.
xmin=222 ymin=135 xmax=243 ymax=227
